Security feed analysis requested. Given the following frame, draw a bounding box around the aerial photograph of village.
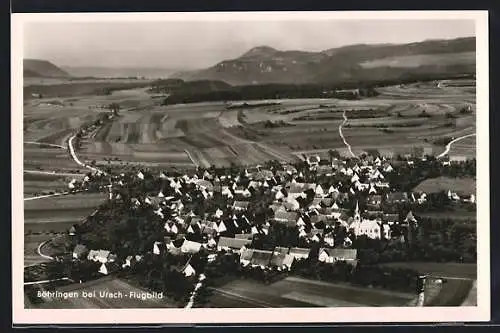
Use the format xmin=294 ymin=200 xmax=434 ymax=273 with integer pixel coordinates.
xmin=21 ymin=15 xmax=479 ymax=311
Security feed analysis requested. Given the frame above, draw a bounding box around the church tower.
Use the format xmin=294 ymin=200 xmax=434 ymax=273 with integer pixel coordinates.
xmin=354 ymin=200 xmax=361 ymax=222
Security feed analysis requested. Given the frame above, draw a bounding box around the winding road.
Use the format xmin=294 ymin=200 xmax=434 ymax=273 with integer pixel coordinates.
xmin=339 ymin=110 xmax=356 ymax=158
xmin=437 ymin=133 xmax=476 ymax=158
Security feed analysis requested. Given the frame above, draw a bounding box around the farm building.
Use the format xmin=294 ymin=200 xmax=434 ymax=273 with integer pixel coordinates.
xmin=217 ymin=236 xmax=252 ymax=252
xmin=386 ymin=192 xmax=409 ymax=204
xmin=181 ymin=240 xmax=203 ymax=254
xmin=318 ymin=248 xmax=358 ymax=265
xmin=289 ymin=247 xmax=310 ymax=260
xmin=233 ymin=201 xmax=250 ymax=211
xmin=87 ymin=250 xmax=116 ymax=264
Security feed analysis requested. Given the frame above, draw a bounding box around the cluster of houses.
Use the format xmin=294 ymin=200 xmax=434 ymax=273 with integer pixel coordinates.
xmin=70 ymin=152 xmax=476 ymax=278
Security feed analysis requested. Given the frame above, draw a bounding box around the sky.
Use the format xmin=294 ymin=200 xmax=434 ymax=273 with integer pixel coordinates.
xmin=23 ymin=18 xmax=475 ymax=69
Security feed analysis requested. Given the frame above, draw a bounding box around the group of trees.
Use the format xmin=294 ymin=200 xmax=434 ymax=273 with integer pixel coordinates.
xmin=162 ymin=83 xmax=379 ymax=105
xmin=291 ymin=258 xmax=419 ymax=293
xmin=385 ymin=157 xmax=476 ymax=192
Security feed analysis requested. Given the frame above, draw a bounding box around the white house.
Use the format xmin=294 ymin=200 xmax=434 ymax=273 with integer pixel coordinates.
xmin=183 ymin=263 xmax=196 ymax=277
xmin=99 ymin=263 xmax=109 ymax=275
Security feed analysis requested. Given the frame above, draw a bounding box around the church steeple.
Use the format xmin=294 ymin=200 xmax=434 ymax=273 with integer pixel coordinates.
xmin=354 ymin=200 xmax=361 ymax=222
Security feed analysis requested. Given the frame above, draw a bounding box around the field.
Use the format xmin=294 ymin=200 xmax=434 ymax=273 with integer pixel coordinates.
xmin=414 ymin=176 xmax=476 ymax=195
xmin=24 ymin=78 xmax=476 ymax=169
xmin=24 ymin=193 xmax=106 ymax=235
xmin=32 ymin=276 xmax=176 ymax=308
xmin=379 ymin=262 xmax=477 ymax=279
xmin=205 ymin=276 xmax=415 ymax=308
xmin=360 ymin=51 xmax=475 ymax=69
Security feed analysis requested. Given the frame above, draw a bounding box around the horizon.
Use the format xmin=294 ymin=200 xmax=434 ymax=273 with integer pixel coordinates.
xmin=23 ymin=19 xmax=475 ymax=70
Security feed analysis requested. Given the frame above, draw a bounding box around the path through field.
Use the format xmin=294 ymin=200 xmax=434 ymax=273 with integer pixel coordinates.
xmin=24 ymin=141 xmax=66 ymax=150
xmin=339 ymin=110 xmax=356 ymax=158
xmin=437 ymin=133 xmax=476 ymax=158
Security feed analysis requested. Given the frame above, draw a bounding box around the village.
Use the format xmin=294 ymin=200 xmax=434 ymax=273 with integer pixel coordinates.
xmin=27 ymin=143 xmax=477 ymax=308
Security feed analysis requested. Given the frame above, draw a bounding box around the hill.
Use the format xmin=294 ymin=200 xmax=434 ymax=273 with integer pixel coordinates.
xmin=173 ymin=37 xmax=475 ymax=85
xmin=23 ymin=59 xmax=70 ymax=78
xmin=61 ymin=66 xmax=181 ymax=79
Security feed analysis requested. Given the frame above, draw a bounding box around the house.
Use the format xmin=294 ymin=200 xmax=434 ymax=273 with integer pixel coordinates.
xmin=315 ymin=184 xmax=325 ymax=197
xmin=235 ymin=187 xmax=252 ymax=198
xmin=318 ymin=248 xmax=358 ymax=265
xmin=450 ymin=155 xmax=467 ymax=163
xmin=350 ymin=218 xmax=388 ymax=240
xmin=233 ymin=201 xmax=250 ymax=211
xmin=99 ymin=263 xmax=111 ymax=275
xmin=217 ymin=236 xmax=252 ymax=252
xmin=249 ymin=249 xmax=274 ymax=268
xmin=273 ymin=246 xmax=290 ymax=255
xmin=235 ymin=233 xmax=253 ymax=240
xmin=386 ymin=192 xmax=409 ymax=204
xmin=306 ymin=155 xmax=321 ymax=167
xmin=289 ymin=247 xmax=310 ymax=260
xmin=382 ymin=163 xmax=394 ymax=173
xmin=274 ymin=211 xmax=299 ymax=227
xmin=274 ymin=188 xmax=286 ymax=200
xmin=247 ymin=181 xmax=261 ymax=190
xmin=181 ymin=240 xmax=202 ymax=254
xmin=317 ymin=165 xmax=334 ymax=176
xmin=283 ymin=197 xmax=301 ymax=211
xmin=153 ymin=241 xmax=165 ymax=255
xmin=383 ymin=214 xmax=400 ymax=225
xmin=72 ymin=244 xmax=88 ymax=260
xmin=182 ymin=263 xmax=196 ymax=277
xmin=221 ymin=186 xmax=234 ymax=198
xmin=270 ymin=253 xmax=295 ymax=270
xmin=87 ymin=249 xmax=115 ymax=263
xmin=254 ymin=170 xmax=274 ymax=181
xmin=367 ymin=194 xmax=383 ymax=206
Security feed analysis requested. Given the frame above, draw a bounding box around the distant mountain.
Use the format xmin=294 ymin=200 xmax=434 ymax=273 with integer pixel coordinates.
xmin=173 ymin=37 xmax=475 ymax=85
xmin=23 ymin=59 xmax=70 ymax=78
xmin=62 ymin=66 xmax=184 ymax=79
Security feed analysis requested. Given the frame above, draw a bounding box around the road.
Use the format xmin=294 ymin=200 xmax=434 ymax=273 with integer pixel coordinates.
xmin=24 ymin=169 xmax=86 ymax=178
xmin=24 ymin=191 xmax=73 ymax=201
xmin=68 ymin=134 xmax=107 ymax=175
xmin=184 ymin=149 xmax=199 ymax=168
xmin=24 ymin=141 xmax=66 ymax=150
xmin=24 ymin=277 xmax=71 ymax=286
xmin=339 ymin=110 xmax=356 ymax=158
xmin=437 ymin=133 xmax=476 ymax=158
xmin=36 ymin=240 xmax=55 ymax=260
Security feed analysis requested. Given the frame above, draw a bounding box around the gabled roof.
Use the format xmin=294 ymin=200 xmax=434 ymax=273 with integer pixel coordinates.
xmin=249 ymin=249 xmax=273 ymax=266
xmin=274 ymin=246 xmax=290 ymax=254
xmin=386 ymin=192 xmax=409 ymax=201
xmin=235 ymin=233 xmax=253 ymax=240
xmin=181 ymin=240 xmax=202 ymax=253
xmin=320 ymin=248 xmax=358 ymax=260
xmin=274 ymin=210 xmax=299 ymax=223
xmin=233 ymin=201 xmax=250 ymax=209
xmin=383 ymin=214 xmax=399 ymax=223
xmin=217 ymin=236 xmax=252 ymax=249
xmin=289 ymin=247 xmax=310 ymax=256
xmin=254 ymin=170 xmax=274 ymax=180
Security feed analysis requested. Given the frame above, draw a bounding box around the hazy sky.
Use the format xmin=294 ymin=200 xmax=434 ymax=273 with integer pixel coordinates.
xmin=24 ymin=19 xmax=475 ymax=69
